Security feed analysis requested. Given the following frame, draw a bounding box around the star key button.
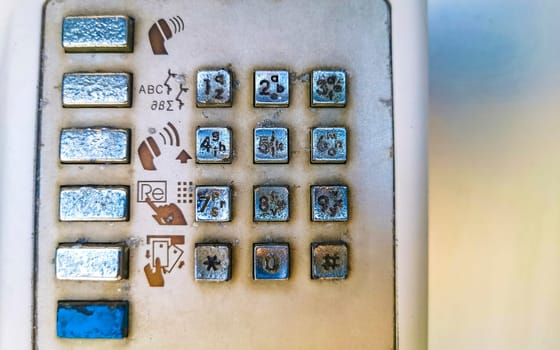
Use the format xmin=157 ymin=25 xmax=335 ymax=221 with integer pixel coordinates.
xmin=194 ymin=243 xmax=232 ymax=281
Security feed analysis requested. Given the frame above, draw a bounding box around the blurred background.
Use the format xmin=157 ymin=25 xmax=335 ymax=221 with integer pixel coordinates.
xmin=429 ymin=0 xmax=560 ymax=348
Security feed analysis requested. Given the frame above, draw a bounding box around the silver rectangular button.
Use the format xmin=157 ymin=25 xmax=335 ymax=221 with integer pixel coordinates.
xmin=62 ymin=15 xmax=134 ymax=53
xmin=60 ymin=127 xmax=130 ymax=164
xmin=62 ymin=73 xmax=132 ymax=107
xmin=56 ymin=243 xmax=129 ymax=281
xmin=59 ymin=186 xmax=129 ymax=221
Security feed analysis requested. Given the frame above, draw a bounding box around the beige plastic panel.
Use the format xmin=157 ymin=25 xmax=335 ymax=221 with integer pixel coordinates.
xmin=36 ymin=0 xmax=394 ymax=348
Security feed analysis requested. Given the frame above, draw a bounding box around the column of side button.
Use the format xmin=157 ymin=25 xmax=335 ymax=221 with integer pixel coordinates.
xmin=55 ymin=15 xmax=134 ymax=340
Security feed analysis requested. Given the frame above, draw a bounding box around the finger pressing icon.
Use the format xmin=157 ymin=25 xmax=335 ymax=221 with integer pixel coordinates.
xmin=144 ymin=258 xmax=165 ymax=287
xmin=145 ymin=197 xmax=187 ymax=225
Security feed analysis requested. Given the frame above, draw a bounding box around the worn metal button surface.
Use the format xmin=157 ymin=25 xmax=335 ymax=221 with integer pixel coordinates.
xmin=253 ymin=243 xmax=290 ymax=280
xmin=196 ymin=69 xmax=232 ymax=107
xmin=254 ymin=127 xmax=289 ymax=163
xmin=60 ymin=127 xmax=130 ymax=164
xmin=311 ymin=70 xmax=347 ymax=107
xmin=311 ymin=127 xmax=347 ymax=163
xmin=254 ymin=70 xmax=289 ymax=107
xmin=311 ymin=242 xmax=348 ymax=280
xmin=253 ymin=186 xmax=289 ymax=222
xmin=62 ymin=73 xmax=132 ymax=107
xmin=55 ymin=243 xmax=129 ymax=281
xmin=195 ymin=127 xmax=232 ymax=163
xmin=310 ymin=185 xmax=349 ymax=221
xmin=194 ymin=243 xmax=232 ymax=281
xmin=57 ymin=300 xmax=129 ymax=339
xmin=62 ymin=16 xmax=134 ymax=53
xmin=59 ymin=186 xmax=129 ymax=221
xmin=195 ymin=186 xmax=231 ymax=222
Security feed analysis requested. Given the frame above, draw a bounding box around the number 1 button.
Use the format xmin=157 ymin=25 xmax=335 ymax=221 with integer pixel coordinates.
xmin=196 ymin=69 xmax=233 ymax=107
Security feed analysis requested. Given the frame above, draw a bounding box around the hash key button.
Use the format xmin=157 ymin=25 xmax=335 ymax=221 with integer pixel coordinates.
xmin=311 ymin=242 xmax=348 ymax=280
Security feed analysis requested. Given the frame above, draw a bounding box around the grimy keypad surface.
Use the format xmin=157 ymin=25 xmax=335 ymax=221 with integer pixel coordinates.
xmin=36 ymin=0 xmax=394 ymax=348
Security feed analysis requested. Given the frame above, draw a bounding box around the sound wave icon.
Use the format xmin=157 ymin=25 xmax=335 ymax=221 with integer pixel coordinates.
xmin=158 ymin=122 xmax=180 ymax=146
xmin=168 ymin=16 xmax=184 ymax=34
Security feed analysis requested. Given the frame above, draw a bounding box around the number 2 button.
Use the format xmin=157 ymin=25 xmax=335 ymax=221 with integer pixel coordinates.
xmin=254 ymin=70 xmax=289 ymax=107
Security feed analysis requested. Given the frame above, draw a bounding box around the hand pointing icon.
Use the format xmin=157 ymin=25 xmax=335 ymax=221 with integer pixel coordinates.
xmin=144 ymin=258 xmax=165 ymax=287
xmin=145 ymin=197 xmax=187 ymax=225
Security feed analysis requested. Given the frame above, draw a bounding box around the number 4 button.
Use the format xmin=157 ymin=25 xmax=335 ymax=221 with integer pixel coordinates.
xmin=254 ymin=70 xmax=290 ymax=107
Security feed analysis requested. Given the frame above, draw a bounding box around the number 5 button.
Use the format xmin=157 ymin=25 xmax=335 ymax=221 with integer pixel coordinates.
xmin=254 ymin=70 xmax=289 ymax=107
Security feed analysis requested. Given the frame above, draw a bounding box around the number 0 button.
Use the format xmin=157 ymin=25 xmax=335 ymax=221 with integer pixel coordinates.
xmin=311 ymin=70 xmax=346 ymax=107
xmin=196 ymin=69 xmax=232 ymax=107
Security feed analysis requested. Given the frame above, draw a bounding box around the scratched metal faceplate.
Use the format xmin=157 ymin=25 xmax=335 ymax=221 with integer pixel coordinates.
xmin=36 ymin=0 xmax=393 ymax=349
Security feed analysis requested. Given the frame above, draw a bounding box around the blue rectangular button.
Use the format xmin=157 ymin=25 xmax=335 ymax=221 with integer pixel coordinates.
xmin=57 ymin=301 xmax=129 ymax=339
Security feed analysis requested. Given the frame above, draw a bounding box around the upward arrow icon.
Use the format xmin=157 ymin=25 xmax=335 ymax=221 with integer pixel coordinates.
xmin=176 ymin=150 xmax=192 ymax=164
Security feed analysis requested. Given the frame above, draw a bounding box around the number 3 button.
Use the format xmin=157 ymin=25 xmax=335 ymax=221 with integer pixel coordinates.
xmin=311 ymin=70 xmax=347 ymax=107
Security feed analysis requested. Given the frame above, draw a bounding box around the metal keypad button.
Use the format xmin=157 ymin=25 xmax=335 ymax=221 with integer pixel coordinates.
xmin=62 ymin=72 xmax=132 ymax=108
xmin=59 ymin=127 xmax=130 ymax=164
xmin=57 ymin=301 xmax=129 ymax=339
xmin=196 ymin=127 xmax=233 ymax=163
xmin=254 ymin=70 xmax=290 ymax=107
xmin=311 ymin=70 xmax=347 ymax=107
xmin=253 ymin=186 xmax=290 ymax=222
xmin=311 ymin=127 xmax=347 ymax=163
xmin=55 ymin=243 xmax=129 ymax=281
xmin=194 ymin=243 xmax=232 ymax=281
xmin=253 ymin=243 xmax=290 ymax=280
xmin=311 ymin=242 xmax=348 ymax=280
xmin=195 ymin=186 xmax=232 ymax=222
xmin=254 ymin=127 xmax=289 ymax=164
xmin=62 ymin=15 xmax=134 ymax=53
xmin=310 ymin=185 xmax=349 ymax=222
xmin=59 ymin=186 xmax=129 ymax=221
xmin=196 ymin=69 xmax=233 ymax=107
